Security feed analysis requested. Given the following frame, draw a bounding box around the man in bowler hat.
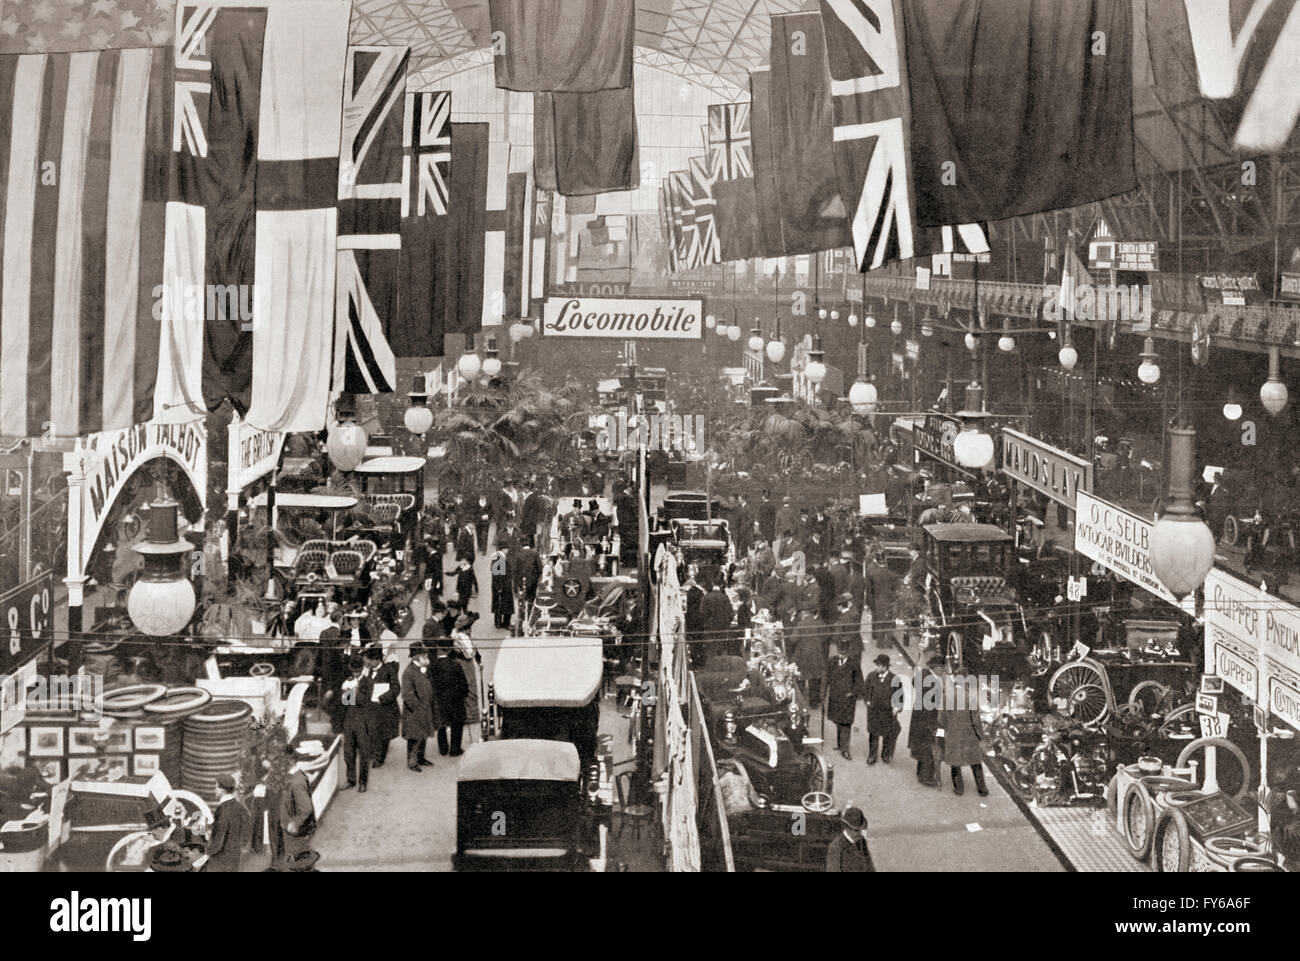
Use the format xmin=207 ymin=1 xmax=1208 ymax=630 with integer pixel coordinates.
xmin=340 ymin=655 xmax=374 ymax=792
xmin=825 ymin=806 xmax=875 ymax=872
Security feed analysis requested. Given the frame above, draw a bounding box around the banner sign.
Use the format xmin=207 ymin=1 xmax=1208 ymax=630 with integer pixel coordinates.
xmin=1199 ymin=271 xmax=1263 ymax=306
xmin=665 ymin=277 xmax=725 ymax=295
xmin=1280 ymin=271 xmax=1300 ymax=302
xmin=1001 ymin=429 xmax=1093 ymax=509
xmin=1088 ymin=239 xmax=1158 ymax=272
xmin=1149 ymin=272 xmax=1206 ymax=313
xmin=1074 ymin=491 xmax=1179 ymax=605
xmin=557 ymin=281 xmax=630 ymax=298
xmin=0 ymin=572 xmax=53 ymax=679
xmin=231 ymin=420 xmax=285 ymax=493
xmin=542 ymin=297 xmax=704 ymax=340
xmin=913 ymin=414 xmax=961 ymax=470
xmin=1204 ymin=566 xmax=1300 ymax=732
xmin=73 ymin=422 xmax=207 ymax=577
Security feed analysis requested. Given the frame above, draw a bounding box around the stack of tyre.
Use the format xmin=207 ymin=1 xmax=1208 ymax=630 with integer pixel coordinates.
xmin=181 ymin=700 xmax=253 ymax=801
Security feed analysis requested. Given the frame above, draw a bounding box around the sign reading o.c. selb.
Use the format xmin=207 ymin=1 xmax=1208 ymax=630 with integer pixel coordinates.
xmin=542 ymin=297 xmax=703 ymax=340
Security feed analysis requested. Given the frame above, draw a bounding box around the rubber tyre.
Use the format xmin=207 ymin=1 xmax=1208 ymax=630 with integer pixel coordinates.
xmin=1105 ymin=775 xmax=1119 ymax=818
xmin=1230 ymin=856 xmax=1284 ymax=872
xmin=1121 ymin=779 xmax=1155 ymax=860
xmin=1175 ymin=737 xmax=1252 ymax=801
xmin=1152 ymin=807 xmax=1192 ymax=873
xmin=143 ymin=687 xmax=213 ymax=715
xmin=100 ymin=683 xmax=168 ymax=710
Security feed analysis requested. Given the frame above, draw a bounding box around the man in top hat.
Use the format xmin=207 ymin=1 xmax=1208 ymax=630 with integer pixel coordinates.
xmin=199 ymin=773 xmax=251 ymax=872
xmin=364 ymin=645 xmax=401 ymax=768
xmin=454 ymin=557 xmax=478 ymax=612
xmin=825 ymin=806 xmax=875 ymax=872
xmin=757 ymin=490 xmax=777 ymax=543
xmin=774 ymin=497 xmax=797 ymax=543
xmin=864 ymin=654 xmax=904 ymax=765
xmin=340 ymin=655 xmax=375 ymax=792
xmin=401 ymin=641 xmax=435 ymax=771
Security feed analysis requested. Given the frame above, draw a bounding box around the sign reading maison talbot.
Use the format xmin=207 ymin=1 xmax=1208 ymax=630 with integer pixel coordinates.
xmin=542 ymin=297 xmax=703 ymax=340
xmin=1001 ymin=429 xmax=1093 ymax=509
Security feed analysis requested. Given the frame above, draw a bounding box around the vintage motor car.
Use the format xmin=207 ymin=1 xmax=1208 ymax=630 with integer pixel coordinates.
xmin=919 ymin=523 xmax=1031 ymax=680
xmin=453 ymin=740 xmax=603 ymax=872
xmin=694 ymin=656 xmax=831 ymax=812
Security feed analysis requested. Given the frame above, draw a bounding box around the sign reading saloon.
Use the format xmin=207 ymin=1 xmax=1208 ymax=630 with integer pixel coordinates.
xmin=542 ymin=297 xmax=703 ymax=340
xmin=1001 ymin=430 xmax=1092 ymax=509
xmin=1074 ymin=491 xmax=1179 ymax=606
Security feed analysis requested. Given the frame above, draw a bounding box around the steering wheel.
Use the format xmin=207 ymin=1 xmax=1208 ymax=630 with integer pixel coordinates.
xmin=250 ymin=662 xmax=277 ymax=678
xmin=801 ymin=791 xmax=833 ymax=814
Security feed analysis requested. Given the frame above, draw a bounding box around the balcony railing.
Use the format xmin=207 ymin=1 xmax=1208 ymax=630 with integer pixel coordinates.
xmin=861 ymin=275 xmax=1300 ymax=353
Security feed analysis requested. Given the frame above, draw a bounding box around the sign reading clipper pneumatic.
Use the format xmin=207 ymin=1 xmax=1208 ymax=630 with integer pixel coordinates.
xmin=542 ymin=297 xmax=704 ymax=340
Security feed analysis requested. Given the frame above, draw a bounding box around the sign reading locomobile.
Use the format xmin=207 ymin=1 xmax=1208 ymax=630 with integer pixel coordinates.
xmin=542 ymin=297 xmax=704 ymax=340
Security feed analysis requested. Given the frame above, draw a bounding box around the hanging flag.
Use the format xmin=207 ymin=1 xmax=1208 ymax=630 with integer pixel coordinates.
xmin=747 ymin=70 xmax=786 ymax=259
xmin=535 ymin=86 xmax=639 ymax=196
xmin=503 ymin=170 xmax=529 ymax=325
xmin=489 ymin=0 xmax=635 ymax=93
xmin=707 ymin=102 xmax=752 ymax=182
xmin=904 ymin=0 xmax=1136 ymax=227
xmin=767 ymin=12 xmax=852 ymax=256
xmin=666 ymin=169 xmax=696 ymax=270
xmin=393 ymin=89 xmax=451 ymax=358
xmin=482 ymin=140 xmax=510 ymax=329
xmin=685 ymin=157 xmax=721 ymax=267
xmin=0 ymin=46 xmax=169 ymax=439
xmin=530 ymin=186 xmax=553 ymax=314
xmin=157 ymin=0 xmax=351 ymax=433
xmin=1181 ymin=0 xmax=1300 ymax=154
xmin=335 ymin=46 xmax=409 ymax=395
xmin=1059 ymin=230 xmax=1095 ymax=321
xmin=443 ymin=122 xmax=489 ymax=338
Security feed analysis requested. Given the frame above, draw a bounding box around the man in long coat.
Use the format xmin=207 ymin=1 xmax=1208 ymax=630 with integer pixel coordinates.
xmin=863 ymin=654 xmax=904 ymax=765
xmin=939 ymin=671 xmax=988 ymax=796
xmin=825 ymin=643 xmax=864 ymax=761
xmin=825 ymin=806 xmax=875 ymax=872
xmin=401 ymin=642 xmax=435 ymax=770
xmin=909 ymin=656 xmax=944 ymax=788
xmin=364 ymin=645 xmax=401 ymax=767
xmin=430 ymin=643 xmax=469 ymax=756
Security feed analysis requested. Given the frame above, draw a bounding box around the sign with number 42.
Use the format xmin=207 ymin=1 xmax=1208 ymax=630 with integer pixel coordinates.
xmin=1067 ymin=576 xmax=1087 ymax=602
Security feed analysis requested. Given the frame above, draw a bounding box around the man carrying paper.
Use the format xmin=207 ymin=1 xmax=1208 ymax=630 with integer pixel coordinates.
xmin=364 ymin=645 xmax=401 ymax=769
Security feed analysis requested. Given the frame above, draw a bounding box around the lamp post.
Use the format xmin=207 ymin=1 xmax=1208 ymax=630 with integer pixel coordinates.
xmin=1261 ymin=345 xmax=1289 ymax=416
xmin=327 ymin=393 xmax=368 ymax=474
xmin=1150 ymin=424 xmax=1216 ymax=599
xmin=404 ymin=373 xmax=434 ymax=437
xmin=127 ymin=497 xmax=196 ymax=637
xmin=767 ymin=266 xmax=785 ymax=365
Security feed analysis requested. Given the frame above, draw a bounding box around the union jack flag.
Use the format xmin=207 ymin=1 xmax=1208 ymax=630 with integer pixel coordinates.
xmin=708 ymin=102 xmax=752 ymax=181
xmin=404 ymin=90 xmax=450 ymax=218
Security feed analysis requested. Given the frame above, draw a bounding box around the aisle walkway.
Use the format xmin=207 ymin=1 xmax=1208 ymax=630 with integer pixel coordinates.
xmin=808 ymin=619 xmax=1066 ymax=872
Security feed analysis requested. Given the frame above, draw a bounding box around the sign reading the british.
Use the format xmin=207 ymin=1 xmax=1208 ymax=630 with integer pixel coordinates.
xmin=1001 ymin=429 xmax=1092 ymax=509
xmin=542 ymin=298 xmax=704 ymax=340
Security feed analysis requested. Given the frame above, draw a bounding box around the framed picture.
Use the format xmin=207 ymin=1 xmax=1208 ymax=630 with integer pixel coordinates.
xmin=35 ymin=758 xmax=64 ymax=785
xmin=133 ymin=727 xmax=166 ymax=752
xmin=66 ymin=756 xmax=96 ymax=780
xmin=103 ymin=728 xmax=132 ymax=754
xmin=67 ymin=727 xmax=99 ymax=755
xmin=28 ymin=726 xmax=65 ymax=758
xmin=1200 ymin=674 xmax=1225 ymax=695
xmin=132 ymin=754 xmax=161 ymax=777
xmin=102 ymin=756 xmax=129 ymax=780
xmin=1254 ymin=706 xmax=1270 ymax=732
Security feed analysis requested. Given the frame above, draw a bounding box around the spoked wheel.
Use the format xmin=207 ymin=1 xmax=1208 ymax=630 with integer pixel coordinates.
xmin=945 ymin=631 xmax=964 ymax=671
xmin=1127 ymin=680 xmax=1172 ymax=717
xmin=1049 ymin=661 xmax=1111 ymax=726
xmin=1222 ymin=515 xmax=1239 ymax=547
xmin=803 ymin=751 xmax=829 ymax=796
xmin=1157 ymin=704 xmax=1199 ymax=740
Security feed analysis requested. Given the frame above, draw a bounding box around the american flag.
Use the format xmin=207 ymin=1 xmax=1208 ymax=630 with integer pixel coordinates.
xmin=708 ymin=102 xmax=752 ymax=181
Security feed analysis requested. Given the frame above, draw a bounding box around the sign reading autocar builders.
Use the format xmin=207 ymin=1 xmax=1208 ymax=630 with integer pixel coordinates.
xmin=542 ymin=297 xmax=704 ymax=340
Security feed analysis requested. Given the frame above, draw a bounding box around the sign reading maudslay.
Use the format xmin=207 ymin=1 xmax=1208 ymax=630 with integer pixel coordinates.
xmin=542 ymin=297 xmax=704 ymax=340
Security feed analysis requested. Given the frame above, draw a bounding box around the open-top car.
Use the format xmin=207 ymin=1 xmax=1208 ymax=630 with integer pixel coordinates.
xmin=693 ymin=656 xmax=830 ymax=812
xmin=920 ymin=523 xmax=1031 ymax=679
